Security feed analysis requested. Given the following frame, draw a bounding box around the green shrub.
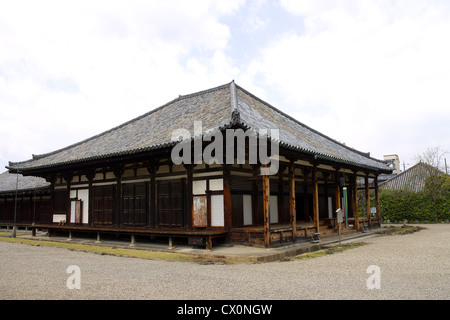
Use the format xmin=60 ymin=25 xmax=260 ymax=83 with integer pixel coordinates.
xmin=380 ymin=174 xmax=450 ymax=222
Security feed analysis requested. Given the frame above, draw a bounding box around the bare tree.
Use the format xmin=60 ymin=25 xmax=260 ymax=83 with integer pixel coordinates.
xmin=414 ymin=146 xmax=448 ymax=222
xmin=415 ymin=146 xmax=447 ymax=172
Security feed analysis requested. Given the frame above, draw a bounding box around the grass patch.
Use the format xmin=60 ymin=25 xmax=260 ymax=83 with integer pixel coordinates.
xmin=383 ymin=225 xmax=425 ymax=236
xmin=291 ymin=242 xmax=367 ymax=260
xmin=0 ymin=236 xmax=199 ymax=263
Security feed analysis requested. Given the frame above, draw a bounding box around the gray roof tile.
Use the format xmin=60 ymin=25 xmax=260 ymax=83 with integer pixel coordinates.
xmin=8 ymin=82 xmax=390 ymax=173
xmin=0 ymin=171 xmax=49 ymax=194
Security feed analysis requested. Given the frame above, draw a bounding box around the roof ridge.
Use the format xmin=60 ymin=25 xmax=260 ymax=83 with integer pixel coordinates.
xmin=380 ymin=161 xmax=444 ymax=185
xmin=229 ymin=80 xmax=241 ymax=124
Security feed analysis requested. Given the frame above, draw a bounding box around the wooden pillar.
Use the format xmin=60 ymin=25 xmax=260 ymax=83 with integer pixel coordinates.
xmin=64 ymin=172 xmax=73 ymax=224
xmin=46 ymin=175 xmax=56 ymax=225
xmin=184 ymin=164 xmax=194 ymax=229
xmin=146 ymin=161 xmax=158 ymax=228
xmin=374 ymin=175 xmax=381 ymax=226
xmin=86 ymin=170 xmax=95 ymax=227
xmin=223 ymin=165 xmax=232 ymax=244
xmin=365 ymin=175 xmax=371 ymax=226
xmin=335 ymin=170 xmax=341 ymax=211
xmin=113 ymin=165 xmax=124 ymax=227
xmin=323 ymin=172 xmax=329 ymax=218
xmin=262 ymin=168 xmax=270 ymax=248
xmin=312 ymin=165 xmax=319 ymax=233
xmin=353 ymin=172 xmax=359 ymax=231
xmin=289 ymin=163 xmax=296 ymax=243
xmin=303 ymin=168 xmax=309 ymax=221
xmin=252 ymin=165 xmax=259 ymax=226
xmin=278 ymin=166 xmax=285 ymax=223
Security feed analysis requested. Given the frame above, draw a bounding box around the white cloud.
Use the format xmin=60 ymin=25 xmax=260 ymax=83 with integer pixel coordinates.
xmin=0 ymin=0 xmax=245 ymax=169
xmin=1 ymin=0 xmax=448 ymax=172
xmin=249 ymin=0 xmax=450 ymax=164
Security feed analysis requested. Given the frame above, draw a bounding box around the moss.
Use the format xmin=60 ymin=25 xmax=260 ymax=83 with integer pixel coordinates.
xmin=291 ymin=242 xmax=367 ymax=260
xmin=0 ymin=236 xmax=198 ymax=262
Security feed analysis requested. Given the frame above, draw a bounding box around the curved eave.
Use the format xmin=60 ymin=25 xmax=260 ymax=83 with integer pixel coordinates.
xmin=7 ymin=142 xmax=178 ymax=175
xmin=7 ymin=121 xmax=238 ymax=175
xmin=279 ymin=141 xmax=391 ymax=174
xmin=7 ymin=118 xmax=391 ymax=176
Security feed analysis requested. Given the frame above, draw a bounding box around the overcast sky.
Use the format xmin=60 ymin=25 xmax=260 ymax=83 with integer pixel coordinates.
xmin=1 ymin=0 xmax=449 ymax=173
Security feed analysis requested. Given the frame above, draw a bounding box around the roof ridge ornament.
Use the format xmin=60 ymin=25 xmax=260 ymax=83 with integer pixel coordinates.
xmin=230 ymin=80 xmax=237 ymax=112
xmin=230 ymin=80 xmax=240 ymax=124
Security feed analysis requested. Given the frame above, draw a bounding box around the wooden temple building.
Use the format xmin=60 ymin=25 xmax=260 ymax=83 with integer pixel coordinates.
xmin=2 ymin=82 xmax=391 ymax=249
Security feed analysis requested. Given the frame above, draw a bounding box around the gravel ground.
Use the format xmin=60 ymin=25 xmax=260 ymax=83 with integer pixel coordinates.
xmin=0 ymin=224 xmax=449 ymax=300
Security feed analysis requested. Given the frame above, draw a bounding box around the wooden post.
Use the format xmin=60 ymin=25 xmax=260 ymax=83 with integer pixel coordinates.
xmin=86 ymin=170 xmax=95 ymax=227
xmin=312 ymin=165 xmax=319 ymax=233
xmin=262 ymin=169 xmax=270 ymax=248
xmin=252 ymin=165 xmax=259 ymax=226
xmin=303 ymin=168 xmax=310 ymax=221
xmin=289 ymin=163 xmax=296 ymax=243
xmin=353 ymin=173 xmax=359 ymax=231
xmin=323 ymin=173 xmax=329 ymax=218
xmin=184 ymin=164 xmax=194 ymax=229
xmin=223 ymin=165 xmax=232 ymax=244
xmin=206 ymin=236 xmax=213 ymax=251
xmin=65 ymin=172 xmax=73 ymax=225
xmin=278 ymin=166 xmax=285 ymax=224
xmin=374 ymin=175 xmax=381 ymax=226
xmin=365 ymin=175 xmax=371 ymax=227
xmin=146 ymin=161 xmax=158 ymax=228
xmin=113 ymin=165 xmax=124 ymax=227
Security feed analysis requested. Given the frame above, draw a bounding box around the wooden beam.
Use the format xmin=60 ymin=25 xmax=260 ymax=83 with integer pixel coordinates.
xmin=262 ymin=170 xmax=270 ymax=248
xmin=312 ymin=165 xmax=319 ymax=233
xmin=289 ymin=163 xmax=296 ymax=242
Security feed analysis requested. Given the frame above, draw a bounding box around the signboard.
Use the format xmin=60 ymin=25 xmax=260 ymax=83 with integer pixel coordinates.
xmin=192 ymin=195 xmax=207 ymax=227
xmin=336 ymin=208 xmax=344 ymax=223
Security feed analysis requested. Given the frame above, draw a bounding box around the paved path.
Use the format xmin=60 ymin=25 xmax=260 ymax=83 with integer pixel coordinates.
xmin=0 ymin=224 xmax=449 ymax=300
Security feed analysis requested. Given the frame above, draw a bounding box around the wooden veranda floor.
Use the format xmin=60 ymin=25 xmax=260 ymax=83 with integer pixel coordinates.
xmin=230 ymin=219 xmax=374 ymax=247
xmin=30 ymin=223 xmax=228 ymax=250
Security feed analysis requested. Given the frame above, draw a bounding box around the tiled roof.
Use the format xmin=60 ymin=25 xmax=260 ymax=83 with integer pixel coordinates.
xmin=0 ymin=171 xmax=50 ymax=194
xmin=379 ymin=162 xmax=443 ymax=192
xmin=7 ymin=81 xmax=391 ymax=173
